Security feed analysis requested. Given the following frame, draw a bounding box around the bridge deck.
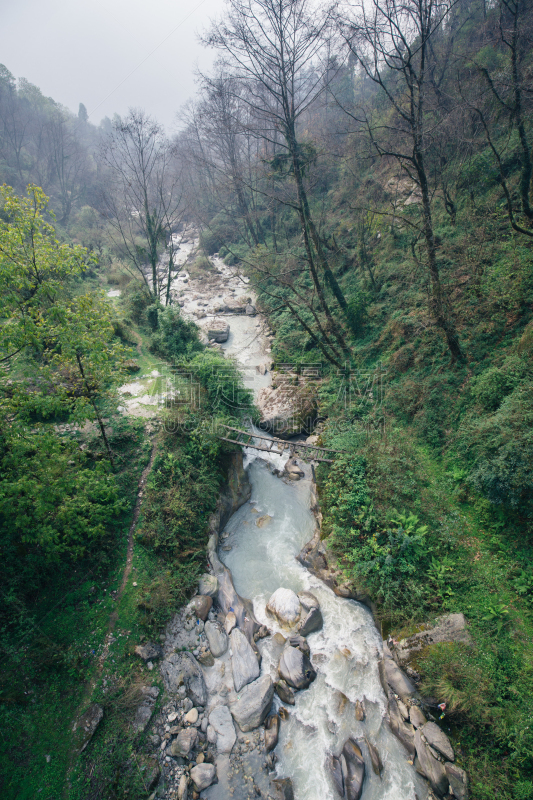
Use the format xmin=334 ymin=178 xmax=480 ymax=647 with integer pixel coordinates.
xmin=218 ymin=425 xmax=343 ymax=464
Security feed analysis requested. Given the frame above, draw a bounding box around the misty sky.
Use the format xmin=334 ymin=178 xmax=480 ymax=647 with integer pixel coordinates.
xmin=0 ymin=0 xmax=226 ymax=131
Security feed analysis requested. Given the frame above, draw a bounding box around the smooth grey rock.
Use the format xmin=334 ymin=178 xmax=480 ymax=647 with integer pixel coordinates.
xmin=266 ymin=588 xmax=301 ymax=626
xmin=414 ymin=729 xmax=449 ymax=797
xmin=422 ymin=721 xmax=455 ymax=762
xmin=230 ymin=628 xmax=260 ymax=692
xmin=384 ymin=657 xmax=416 ymax=700
xmin=215 ymin=565 xmax=260 ymax=646
xmin=328 ymin=753 xmax=344 ymax=797
xmin=389 ymin=696 xmax=416 ymax=755
xmin=170 ymin=727 xmax=197 ymax=758
xmin=245 ymin=303 xmax=257 ymax=316
xmin=209 ymin=705 xmax=236 ymax=753
xmin=342 ymin=738 xmax=365 ymax=800
xmin=160 ymin=652 xmax=207 ymax=706
xmin=297 ymin=591 xmax=320 ymax=610
xmin=278 ymin=646 xmax=317 ymax=690
xmin=184 ymin=707 xmax=198 ymax=724
xmin=190 ymin=762 xmax=216 ymax=791
xmin=274 ymin=680 xmax=295 ymax=706
xmin=198 ymin=573 xmax=218 ymax=598
xmin=299 ymin=606 xmax=323 ymax=636
xmin=205 ymin=621 xmax=229 ymax=658
xmin=229 ymin=675 xmax=274 ymax=732
xmin=265 ymin=714 xmax=280 ymax=752
xmin=445 ymin=763 xmax=468 ymax=800
xmin=409 ymin=705 xmax=427 ymax=728
xmin=192 ymin=594 xmax=213 ymax=621
xmin=207 ymin=724 xmax=217 ymax=745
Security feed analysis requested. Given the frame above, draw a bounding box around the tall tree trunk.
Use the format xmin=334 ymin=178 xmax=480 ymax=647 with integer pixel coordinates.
xmin=76 ymin=353 xmax=115 ymax=469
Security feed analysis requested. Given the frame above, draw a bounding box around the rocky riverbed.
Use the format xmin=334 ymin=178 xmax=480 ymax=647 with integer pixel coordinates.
xmin=128 ymin=244 xmax=467 ymax=800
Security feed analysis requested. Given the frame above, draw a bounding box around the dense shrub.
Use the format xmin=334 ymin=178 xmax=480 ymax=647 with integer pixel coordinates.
xmin=148 ymin=305 xmax=203 ymax=360
xmin=458 ymin=383 xmax=533 ymax=511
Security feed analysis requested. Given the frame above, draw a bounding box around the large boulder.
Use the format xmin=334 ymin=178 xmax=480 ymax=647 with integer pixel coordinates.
xmin=191 ymin=594 xmax=213 ymax=621
xmin=392 ymin=613 xmax=472 ymax=668
xmin=207 ymin=323 xmax=230 ymax=343
xmin=229 ymin=675 xmax=274 ymax=732
xmin=445 ymin=763 xmax=468 ymax=800
xmin=414 ymin=729 xmax=449 ymax=797
xmin=160 ymin=652 xmax=207 ymax=706
xmin=205 ymin=620 xmax=229 ymax=658
xmin=198 ymin=573 xmax=218 ymax=598
xmin=190 ymin=763 xmax=216 ymax=792
xmin=132 ymin=686 xmax=159 ymax=733
xmin=72 ymin=703 xmax=104 ymax=752
xmin=274 ymin=679 xmax=295 ymax=705
xmin=327 ymin=754 xmax=344 ymax=797
xmin=266 ymin=588 xmax=302 ymax=627
xmin=257 ymin=379 xmax=318 ymax=438
xmin=342 ymin=739 xmax=365 ymax=800
xmin=170 ymin=727 xmax=198 ymax=758
xmin=278 ymin=646 xmax=317 ymax=690
xmin=209 ymin=705 xmax=236 ymax=754
xmin=284 ymin=458 xmax=304 ymax=480
xmin=388 ymin=696 xmax=416 ymax=755
xmin=134 ymin=642 xmax=163 ymax=662
xmin=230 ymin=628 xmax=260 ymax=692
xmin=383 ymin=657 xmax=416 ymax=700
xmin=422 ymin=721 xmax=454 ymax=761
xmin=409 ymin=705 xmax=427 ymax=728
xmin=299 ymin=606 xmax=323 ymax=636
xmin=215 ymin=564 xmax=260 ymax=646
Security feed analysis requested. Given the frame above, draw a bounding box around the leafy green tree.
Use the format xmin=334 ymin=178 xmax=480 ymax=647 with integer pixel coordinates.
xmin=0 ymin=184 xmax=126 ymax=466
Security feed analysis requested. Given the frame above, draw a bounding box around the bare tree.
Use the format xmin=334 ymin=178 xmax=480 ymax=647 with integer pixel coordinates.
xmin=203 ymin=0 xmax=354 ymax=356
xmin=341 ymin=0 xmax=464 ymax=362
xmin=466 ymin=0 xmax=533 ymax=237
xmin=99 ymin=109 xmax=186 ymax=300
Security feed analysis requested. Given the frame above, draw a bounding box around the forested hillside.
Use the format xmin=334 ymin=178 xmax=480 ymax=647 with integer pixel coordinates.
xmin=0 ymin=0 xmax=532 ymax=797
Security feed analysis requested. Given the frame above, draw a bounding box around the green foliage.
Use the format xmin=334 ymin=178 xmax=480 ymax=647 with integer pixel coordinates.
xmin=147 ymin=304 xmax=203 ymax=360
xmin=470 ymin=355 xmax=531 ymax=412
xmin=0 ymin=430 xmax=124 ymax=569
xmin=186 ymin=350 xmax=255 ymax=420
xmin=122 ymin=281 xmax=152 ymax=325
xmin=457 ymin=383 xmax=533 ymax=510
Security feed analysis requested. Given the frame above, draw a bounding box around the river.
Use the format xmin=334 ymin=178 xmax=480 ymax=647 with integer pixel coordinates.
xmin=173 ymin=250 xmax=428 ymax=799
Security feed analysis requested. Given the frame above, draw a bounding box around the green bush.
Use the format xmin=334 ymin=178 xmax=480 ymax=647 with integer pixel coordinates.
xmin=459 ymin=383 xmax=533 ymax=510
xmin=471 ymin=355 xmax=531 ymax=412
xmin=122 ymin=282 xmax=152 ymax=324
xmin=148 ymin=305 xmax=203 ymax=360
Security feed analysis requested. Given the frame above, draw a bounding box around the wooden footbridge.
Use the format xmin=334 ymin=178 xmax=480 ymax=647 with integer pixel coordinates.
xmin=218 ymin=425 xmax=343 ymax=463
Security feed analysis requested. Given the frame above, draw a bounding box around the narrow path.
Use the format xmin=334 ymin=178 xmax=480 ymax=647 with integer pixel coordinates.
xmin=64 ymin=439 xmax=157 ymax=795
